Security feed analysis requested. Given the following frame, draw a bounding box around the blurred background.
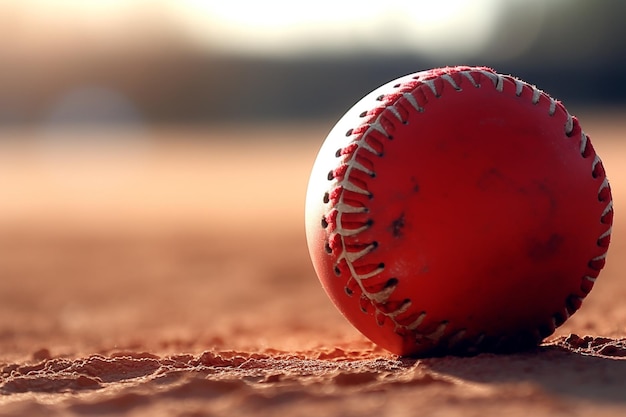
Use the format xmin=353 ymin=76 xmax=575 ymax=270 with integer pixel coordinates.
xmin=0 ymin=0 xmax=625 ymax=357
xmin=1 ymin=0 xmax=625 ymax=128
xmin=2 ymin=0 xmax=625 ymax=231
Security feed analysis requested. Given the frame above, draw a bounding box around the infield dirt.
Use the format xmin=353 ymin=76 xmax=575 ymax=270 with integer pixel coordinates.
xmin=0 ymin=115 xmax=625 ymax=416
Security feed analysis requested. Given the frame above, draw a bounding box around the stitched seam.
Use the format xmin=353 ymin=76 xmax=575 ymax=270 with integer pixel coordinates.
xmin=324 ymin=67 xmax=613 ymax=350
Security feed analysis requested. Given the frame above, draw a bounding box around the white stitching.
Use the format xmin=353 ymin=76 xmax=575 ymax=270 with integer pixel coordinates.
xmin=565 ymin=114 xmax=574 ymax=136
xmin=447 ymin=329 xmax=467 ymax=347
xmin=425 ymin=322 xmax=448 ymax=342
xmin=599 ymin=177 xmax=609 ymax=195
xmin=479 ymin=70 xmax=501 ymax=91
xmin=405 ymin=312 xmax=426 ymax=330
xmin=531 ymin=87 xmax=541 ymax=104
xmin=368 ymin=285 xmax=399 ymax=304
xmin=326 ymin=67 xmax=613 ymax=351
xmin=598 ymin=227 xmax=612 ymax=241
xmin=339 ymin=178 xmax=369 ymax=195
xmin=513 ymin=78 xmax=524 ymax=96
xmin=592 ymin=154 xmax=601 ymax=173
xmin=602 ymin=200 xmax=614 ymax=218
xmin=368 ymin=120 xmax=390 ymax=138
xmin=403 ymin=92 xmax=423 ymax=112
xmin=580 ymin=131 xmax=588 ymax=153
xmin=423 ymin=79 xmax=439 ymax=97
xmin=348 ymin=160 xmax=374 ymax=176
xmin=387 ymin=106 xmax=403 ymax=121
xmin=441 ymin=74 xmax=461 ymax=91
xmin=334 ymin=224 xmax=369 ymax=236
xmin=460 ymin=71 xmax=479 ymax=87
xmin=334 ymin=202 xmax=367 ymax=214
xmin=359 ymin=141 xmax=381 ymax=156
xmin=591 ymin=252 xmax=607 ymax=263
xmin=344 ymin=244 xmax=377 ymax=263
xmin=548 ymin=98 xmax=557 ymax=116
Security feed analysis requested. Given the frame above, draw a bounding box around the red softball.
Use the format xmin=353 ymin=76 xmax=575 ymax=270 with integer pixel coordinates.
xmin=305 ymin=66 xmax=613 ymax=357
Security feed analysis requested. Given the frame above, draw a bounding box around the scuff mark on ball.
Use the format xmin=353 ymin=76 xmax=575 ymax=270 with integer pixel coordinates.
xmin=528 ymin=233 xmax=565 ymax=262
xmin=389 ymin=213 xmax=406 ymax=238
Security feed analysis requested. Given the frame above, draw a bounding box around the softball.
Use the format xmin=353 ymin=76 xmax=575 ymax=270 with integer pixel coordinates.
xmin=305 ymin=66 xmax=613 ymax=356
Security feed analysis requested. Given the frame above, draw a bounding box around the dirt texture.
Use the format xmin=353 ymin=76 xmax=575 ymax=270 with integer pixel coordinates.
xmin=0 ymin=118 xmax=625 ymax=416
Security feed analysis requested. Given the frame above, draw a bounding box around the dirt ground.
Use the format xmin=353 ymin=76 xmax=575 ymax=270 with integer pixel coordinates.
xmin=0 ymin=115 xmax=625 ymax=416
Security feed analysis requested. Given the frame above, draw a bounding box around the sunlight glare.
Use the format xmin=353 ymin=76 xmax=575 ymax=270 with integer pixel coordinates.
xmin=178 ymin=0 xmax=502 ymax=57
